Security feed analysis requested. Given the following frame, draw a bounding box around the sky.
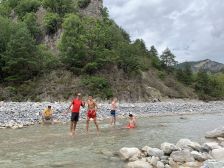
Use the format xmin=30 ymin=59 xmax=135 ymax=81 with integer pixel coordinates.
xmin=104 ymin=0 xmax=224 ymax=63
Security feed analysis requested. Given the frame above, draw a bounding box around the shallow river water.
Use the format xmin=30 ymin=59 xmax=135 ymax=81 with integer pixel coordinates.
xmin=0 ymin=113 xmax=224 ymax=168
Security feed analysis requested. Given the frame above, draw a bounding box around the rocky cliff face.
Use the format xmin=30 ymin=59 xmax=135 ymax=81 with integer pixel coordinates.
xmin=192 ymin=59 xmax=224 ymax=72
xmin=178 ymin=59 xmax=224 ymax=73
xmin=80 ymin=0 xmax=103 ymax=18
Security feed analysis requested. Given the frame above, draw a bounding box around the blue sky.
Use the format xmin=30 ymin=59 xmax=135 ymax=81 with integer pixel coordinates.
xmin=104 ymin=0 xmax=224 ymax=63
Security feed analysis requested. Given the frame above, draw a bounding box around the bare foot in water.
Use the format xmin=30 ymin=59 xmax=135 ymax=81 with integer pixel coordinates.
xmin=69 ymin=132 xmax=75 ymax=136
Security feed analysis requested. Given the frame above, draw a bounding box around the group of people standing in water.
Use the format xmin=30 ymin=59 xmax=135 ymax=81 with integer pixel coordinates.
xmin=42 ymin=93 xmax=136 ymax=135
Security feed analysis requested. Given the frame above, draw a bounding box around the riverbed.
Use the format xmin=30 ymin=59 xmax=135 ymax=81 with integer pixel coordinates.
xmin=0 ymin=113 xmax=224 ymax=168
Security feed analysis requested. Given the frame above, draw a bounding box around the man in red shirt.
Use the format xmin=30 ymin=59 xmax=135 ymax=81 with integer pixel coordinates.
xmin=66 ymin=93 xmax=85 ymax=135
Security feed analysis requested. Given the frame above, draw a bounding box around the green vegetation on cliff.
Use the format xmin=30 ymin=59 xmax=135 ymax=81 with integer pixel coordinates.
xmin=0 ymin=0 xmax=223 ymax=101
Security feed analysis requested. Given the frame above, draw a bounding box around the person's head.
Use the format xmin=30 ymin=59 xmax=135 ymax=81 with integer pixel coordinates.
xmin=88 ymin=95 xmax=93 ymax=100
xmin=48 ymin=106 xmax=51 ymax=109
xmin=129 ymin=113 xmax=133 ymax=118
xmin=113 ymin=97 xmax=117 ymax=102
xmin=76 ymin=93 xmax=81 ymax=99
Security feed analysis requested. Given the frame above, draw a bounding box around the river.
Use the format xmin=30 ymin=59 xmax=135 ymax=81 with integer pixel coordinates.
xmin=0 ymin=113 xmax=223 ymax=168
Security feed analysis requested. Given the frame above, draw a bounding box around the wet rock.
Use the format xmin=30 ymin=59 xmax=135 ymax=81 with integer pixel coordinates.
xmin=203 ymin=160 xmax=224 ymax=168
xmin=142 ymin=146 xmax=164 ymax=158
xmin=126 ymin=160 xmax=153 ymax=168
xmin=156 ymin=161 xmax=165 ymax=168
xmin=203 ymin=142 xmax=222 ymax=150
xmin=170 ymin=150 xmax=195 ymax=162
xmin=211 ymin=148 xmax=224 ymax=161
xmin=119 ymin=147 xmax=141 ymax=161
xmin=176 ymin=139 xmax=201 ymax=151
xmin=205 ymin=127 xmax=224 ymax=138
xmin=161 ymin=142 xmax=178 ymax=155
xmin=150 ymin=156 xmax=159 ymax=167
xmin=191 ymin=151 xmax=212 ymax=161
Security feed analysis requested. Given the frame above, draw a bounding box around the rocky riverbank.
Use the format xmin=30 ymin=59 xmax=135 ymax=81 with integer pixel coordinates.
xmin=0 ymin=99 xmax=224 ymax=129
xmin=117 ymin=127 xmax=224 ymax=168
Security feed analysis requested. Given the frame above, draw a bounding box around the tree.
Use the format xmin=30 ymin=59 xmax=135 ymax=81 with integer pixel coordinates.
xmin=149 ymin=46 xmax=161 ymax=69
xmin=23 ymin=12 xmax=42 ymax=42
xmin=59 ymin=14 xmax=86 ymax=74
xmin=43 ymin=0 xmax=74 ymax=16
xmin=2 ymin=23 xmax=40 ymax=82
xmin=160 ymin=48 xmax=177 ymax=67
xmin=176 ymin=63 xmax=193 ymax=85
xmin=43 ymin=12 xmax=61 ymax=35
xmin=15 ymin=0 xmax=41 ymax=18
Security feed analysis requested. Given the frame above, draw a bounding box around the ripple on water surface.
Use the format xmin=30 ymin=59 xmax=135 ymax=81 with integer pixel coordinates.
xmin=0 ymin=113 xmax=224 ymax=168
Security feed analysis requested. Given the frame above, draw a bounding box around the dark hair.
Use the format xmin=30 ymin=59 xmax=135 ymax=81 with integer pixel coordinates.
xmin=48 ymin=106 xmax=51 ymax=108
xmin=129 ymin=114 xmax=133 ymax=117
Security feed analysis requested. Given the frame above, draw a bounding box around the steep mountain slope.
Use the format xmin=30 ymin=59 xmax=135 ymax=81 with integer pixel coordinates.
xmin=178 ymin=59 xmax=224 ymax=73
xmin=0 ymin=0 xmax=198 ymax=101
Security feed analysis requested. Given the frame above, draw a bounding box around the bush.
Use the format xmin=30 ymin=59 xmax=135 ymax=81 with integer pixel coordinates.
xmin=43 ymin=0 xmax=74 ymax=15
xmin=15 ymin=0 xmax=41 ymax=18
xmin=78 ymin=0 xmax=91 ymax=9
xmin=23 ymin=12 xmax=42 ymax=42
xmin=81 ymin=76 xmax=113 ymax=99
xmin=43 ymin=12 xmax=61 ymax=34
xmin=83 ymin=62 xmax=98 ymax=74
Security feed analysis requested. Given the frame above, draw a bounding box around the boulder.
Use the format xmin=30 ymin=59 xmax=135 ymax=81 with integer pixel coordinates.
xmin=126 ymin=160 xmax=153 ymax=168
xmin=156 ymin=161 xmax=165 ymax=168
xmin=191 ymin=151 xmax=212 ymax=161
xmin=142 ymin=146 xmax=164 ymax=158
xmin=203 ymin=142 xmax=222 ymax=150
xmin=211 ymin=148 xmax=224 ymax=161
xmin=203 ymin=160 xmax=224 ymax=168
xmin=150 ymin=156 xmax=159 ymax=167
xmin=205 ymin=127 xmax=224 ymax=138
xmin=161 ymin=142 xmax=178 ymax=155
xmin=183 ymin=161 xmax=202 ymax=167
xmin=170 ymin=150 xmax=195 ymax=162
xmin=164 ymin=164 xmax=171 ymax=168
xmin=176 ymin=139 xmax=201 ymax=151
xmin=119 ymin=147 xmax=141 ymax=160
xmin=168 ymin=158 xmax=177 ymax=167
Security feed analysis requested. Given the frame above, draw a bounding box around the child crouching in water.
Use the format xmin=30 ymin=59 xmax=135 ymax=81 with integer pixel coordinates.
xmin=126 ymin=113 xmax=136 ymax=128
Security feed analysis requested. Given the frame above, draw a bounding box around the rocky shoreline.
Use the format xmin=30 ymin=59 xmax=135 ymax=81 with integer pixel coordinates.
xmin=117 ymin=127 xmax=224 ymax=168
xmin=0 ymin=99 xmax=224 ymax=129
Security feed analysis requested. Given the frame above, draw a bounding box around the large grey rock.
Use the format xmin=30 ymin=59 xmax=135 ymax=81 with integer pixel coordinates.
xmin=161 ymin=142 xmax=178 ymax=154
xmin=203 ymin=142 xmax=222 ymax=150
xmin=211 ymin=148 xmax=224 ymax=161
xmin=170 ymin=150 xmax=195 ymax=162
xmin=119 ymin=147 xmax=141 ymax=160
xmin=126 ymin=160 xmax=153 ymax=168
xmin=191 ymin=151 xmax=212 ymax=161
xmin=156 ymin=161 xmax=165 ymax=168
xmin=203 ymin=160 xmax=224 ymax=168
xmin=142 ymin=146 xmax=164 ymax=158
xmin=183 ymin=161 xmax=202 ymax=167
xmin=150 ymin=156 xmax=159 ymax=167
xmin=176 ymin=139 xmax=201 ymax=151
xmin=205 ymin=127 xmax=224 ymax=138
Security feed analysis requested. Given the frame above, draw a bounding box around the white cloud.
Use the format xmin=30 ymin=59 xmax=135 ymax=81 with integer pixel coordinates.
xmin=104 ymin=0 xmax=224 ymax=63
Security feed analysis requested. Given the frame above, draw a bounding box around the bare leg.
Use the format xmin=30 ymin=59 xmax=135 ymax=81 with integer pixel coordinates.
xmin=114 ymin=116 xmax=116 ymax=126
xmin=94 ymin=118 xmax=99 ymax=133
xmin=70 ymin=121 xmax=75 ymax=135
xmin=86 ymin=118 xmax=90 ymax=133
xmin=73 ymin=121 xmax=77 ymax=134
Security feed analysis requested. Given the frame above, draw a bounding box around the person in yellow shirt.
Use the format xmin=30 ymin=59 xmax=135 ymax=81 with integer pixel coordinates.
xmin=42 ymin=106 xmax=53 ymax=123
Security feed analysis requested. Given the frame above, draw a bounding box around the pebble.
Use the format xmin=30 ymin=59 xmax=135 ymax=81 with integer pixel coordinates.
xmin=0 ymin=100 xmax=223 ymax=129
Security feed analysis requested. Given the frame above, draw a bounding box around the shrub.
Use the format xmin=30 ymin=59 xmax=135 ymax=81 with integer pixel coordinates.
xmin=83 ymin=62 xmax=98 ymax=74
xmin=15 ymin=0 xmax=41 ymax=18
xmin=78 ymin=0 xmax=91 ymax=9
xmin=81 ymin=76 xmax=113 ymax=99
xmin=43 ymin=12 xmax=61 ymax=34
